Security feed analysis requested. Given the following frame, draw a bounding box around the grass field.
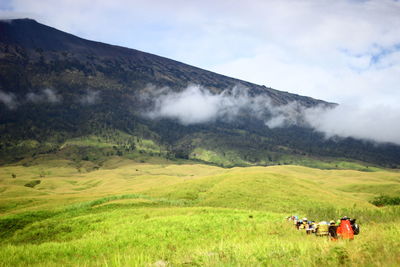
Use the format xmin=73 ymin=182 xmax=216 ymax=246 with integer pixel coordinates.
xmin=0 ymin=157 xmax=399 ymax=266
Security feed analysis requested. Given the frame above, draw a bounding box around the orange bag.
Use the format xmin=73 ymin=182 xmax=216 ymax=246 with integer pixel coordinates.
xmin=337 ymin=219 xmax=354 ymax=240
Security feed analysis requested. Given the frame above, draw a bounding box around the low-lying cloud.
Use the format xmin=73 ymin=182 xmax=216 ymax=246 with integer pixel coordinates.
xmin=26 ymin=88 xmax=62 ymax=103
xmin=1 ymin=88 xmax=102 ymax=109
xmin=1 ymin=88 xmax=63 ymax=109
xmin=304 ymin=104 xmax=400 ymax=145
xmin=0 ymin=90 xmax=18 ymax=109
xmin=78 ymin=89 xmax=101 ymax=105
xmin=145 ymin=84 xmax=295 ymax=125
xmin=145 ymin=85 xmax=400 ymax=145
xmin=147 ymin=85 xmax=253 ymax=124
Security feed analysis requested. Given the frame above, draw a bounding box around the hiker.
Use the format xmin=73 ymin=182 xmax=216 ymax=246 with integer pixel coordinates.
xmin=286 ymin=214 xmax=359 ymax=240
xmin=310 ymin=222 xmax=317 ymax=234
xmin=296 ymin=219 xmax=303 ymax=230
xmin=316 ymin=221 xmax=329 ymax=236
xmin=337 ymin=216 xmax=354 ymax=240
xmin=328 ymin=220 xmax=338 ymax=241
xmin=300 ymin=218 xmax=308 ymax=230
xmin=293 ymin=216 xmax=299 ymax=228
xmin=306 ymin=221 xmax=314 ymax=235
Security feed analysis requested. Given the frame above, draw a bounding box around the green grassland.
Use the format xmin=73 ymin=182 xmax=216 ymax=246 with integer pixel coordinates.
xmin=0 ymin=158 xmax=399 ymax=266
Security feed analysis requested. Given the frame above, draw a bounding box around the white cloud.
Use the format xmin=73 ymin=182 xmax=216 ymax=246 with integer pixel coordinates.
xmin=42 ymin=88 xmax=61 ymax=103
xmin=26 ymin=88 xmax=62 ymax=103
xmin=304 ymin=104 xmax=400 ymax=145
xmin=145 ymin=84 xmax=304 ymax=128
xmin=146 ymin=85 xmax=254 ymax=124
xmin=0 ymin=90 xmax=18 ymax=109
xmin=78 ymin=89 xmax=100 ymax=105
xmin=146 ymin=84 xmax=400 ymax=145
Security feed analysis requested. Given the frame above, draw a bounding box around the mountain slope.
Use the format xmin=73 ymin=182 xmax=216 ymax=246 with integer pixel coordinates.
xmin=0 ymin=18 xmax=325 ymax=104
xmin=0 ymin=18 xmax=399 ymax=167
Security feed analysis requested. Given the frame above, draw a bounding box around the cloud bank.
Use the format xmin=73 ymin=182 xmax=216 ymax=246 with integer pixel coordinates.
xmin=304 ymin=104 xmax=400 ymax=145
xmin=145 ymin=84 xmax=299 ymax=126
xmin=145 ymin=85 xmax=400 ymax=145
xmin=147 ymin=85 xmax=258 ymax=124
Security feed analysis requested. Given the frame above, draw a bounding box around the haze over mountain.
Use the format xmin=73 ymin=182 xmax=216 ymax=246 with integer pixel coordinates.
xmin=1 ymin=19 xmax=399 ymax=168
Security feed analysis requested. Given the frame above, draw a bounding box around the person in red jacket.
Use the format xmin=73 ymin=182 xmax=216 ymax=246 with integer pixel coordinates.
xmin=337 ymin=216 xmax=354 ymax=240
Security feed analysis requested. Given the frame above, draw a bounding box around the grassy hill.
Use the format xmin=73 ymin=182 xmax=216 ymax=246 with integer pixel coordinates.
xmin=0 ymin=159 xmax=399 ymax=266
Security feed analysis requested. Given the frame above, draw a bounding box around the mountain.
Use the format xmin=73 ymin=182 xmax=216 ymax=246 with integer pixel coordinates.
xmin=1 ymin=18 xmax=399 ymax=168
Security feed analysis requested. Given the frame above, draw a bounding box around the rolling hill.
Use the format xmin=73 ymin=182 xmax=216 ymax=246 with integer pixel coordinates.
xmin=0 ymin=159 xmax=399 ymax=266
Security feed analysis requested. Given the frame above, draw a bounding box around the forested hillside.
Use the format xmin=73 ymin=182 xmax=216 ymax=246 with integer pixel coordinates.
xmin=1 ymin=19 xmax=399 ymax=168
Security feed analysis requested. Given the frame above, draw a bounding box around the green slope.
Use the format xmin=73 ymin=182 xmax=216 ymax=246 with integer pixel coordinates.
xmin=0 ymin=160 xmax=399 ymax=266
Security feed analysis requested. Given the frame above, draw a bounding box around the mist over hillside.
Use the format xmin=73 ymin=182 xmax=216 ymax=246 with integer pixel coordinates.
xmin=1 ymin=19 xmax=400 ymax=168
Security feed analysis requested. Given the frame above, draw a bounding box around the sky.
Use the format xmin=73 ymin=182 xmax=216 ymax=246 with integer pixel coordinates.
xmin=1 ymin=0 xmax=400 ymax=144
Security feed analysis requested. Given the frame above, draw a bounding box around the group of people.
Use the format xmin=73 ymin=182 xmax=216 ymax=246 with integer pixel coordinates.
xmin=287 ymin=215 xmax=360 ymax=241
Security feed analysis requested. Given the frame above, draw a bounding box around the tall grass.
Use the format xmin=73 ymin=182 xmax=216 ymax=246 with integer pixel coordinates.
xmin=303 ymin=205 xmax=400 ymax=223
xmin=0 ymin=205 xmax=398 ymax=266
xmin=1 ymin=162 xmax=399 ymax=266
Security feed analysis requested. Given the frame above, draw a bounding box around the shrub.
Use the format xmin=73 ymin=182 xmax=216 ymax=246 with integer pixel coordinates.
xmin=370 ymin=195 xmax=400 ymax=207
xmin=24 ymin=180 xmax=41 ymax=188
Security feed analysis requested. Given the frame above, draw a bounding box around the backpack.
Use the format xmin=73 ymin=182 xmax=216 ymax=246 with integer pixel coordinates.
xmin=352 ymin=223 xmax=360 ymax=235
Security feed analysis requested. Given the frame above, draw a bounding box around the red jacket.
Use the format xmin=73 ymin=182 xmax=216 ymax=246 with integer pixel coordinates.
xmin=337 ymin=220 xmax=354 ymax=240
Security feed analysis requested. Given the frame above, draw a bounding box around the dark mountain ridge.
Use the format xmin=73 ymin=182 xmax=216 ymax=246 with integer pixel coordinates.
xmin=0 ymin=19 xmax=327 ymax=104
xmin=0 ymin=18 xmax=399 ymax=168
